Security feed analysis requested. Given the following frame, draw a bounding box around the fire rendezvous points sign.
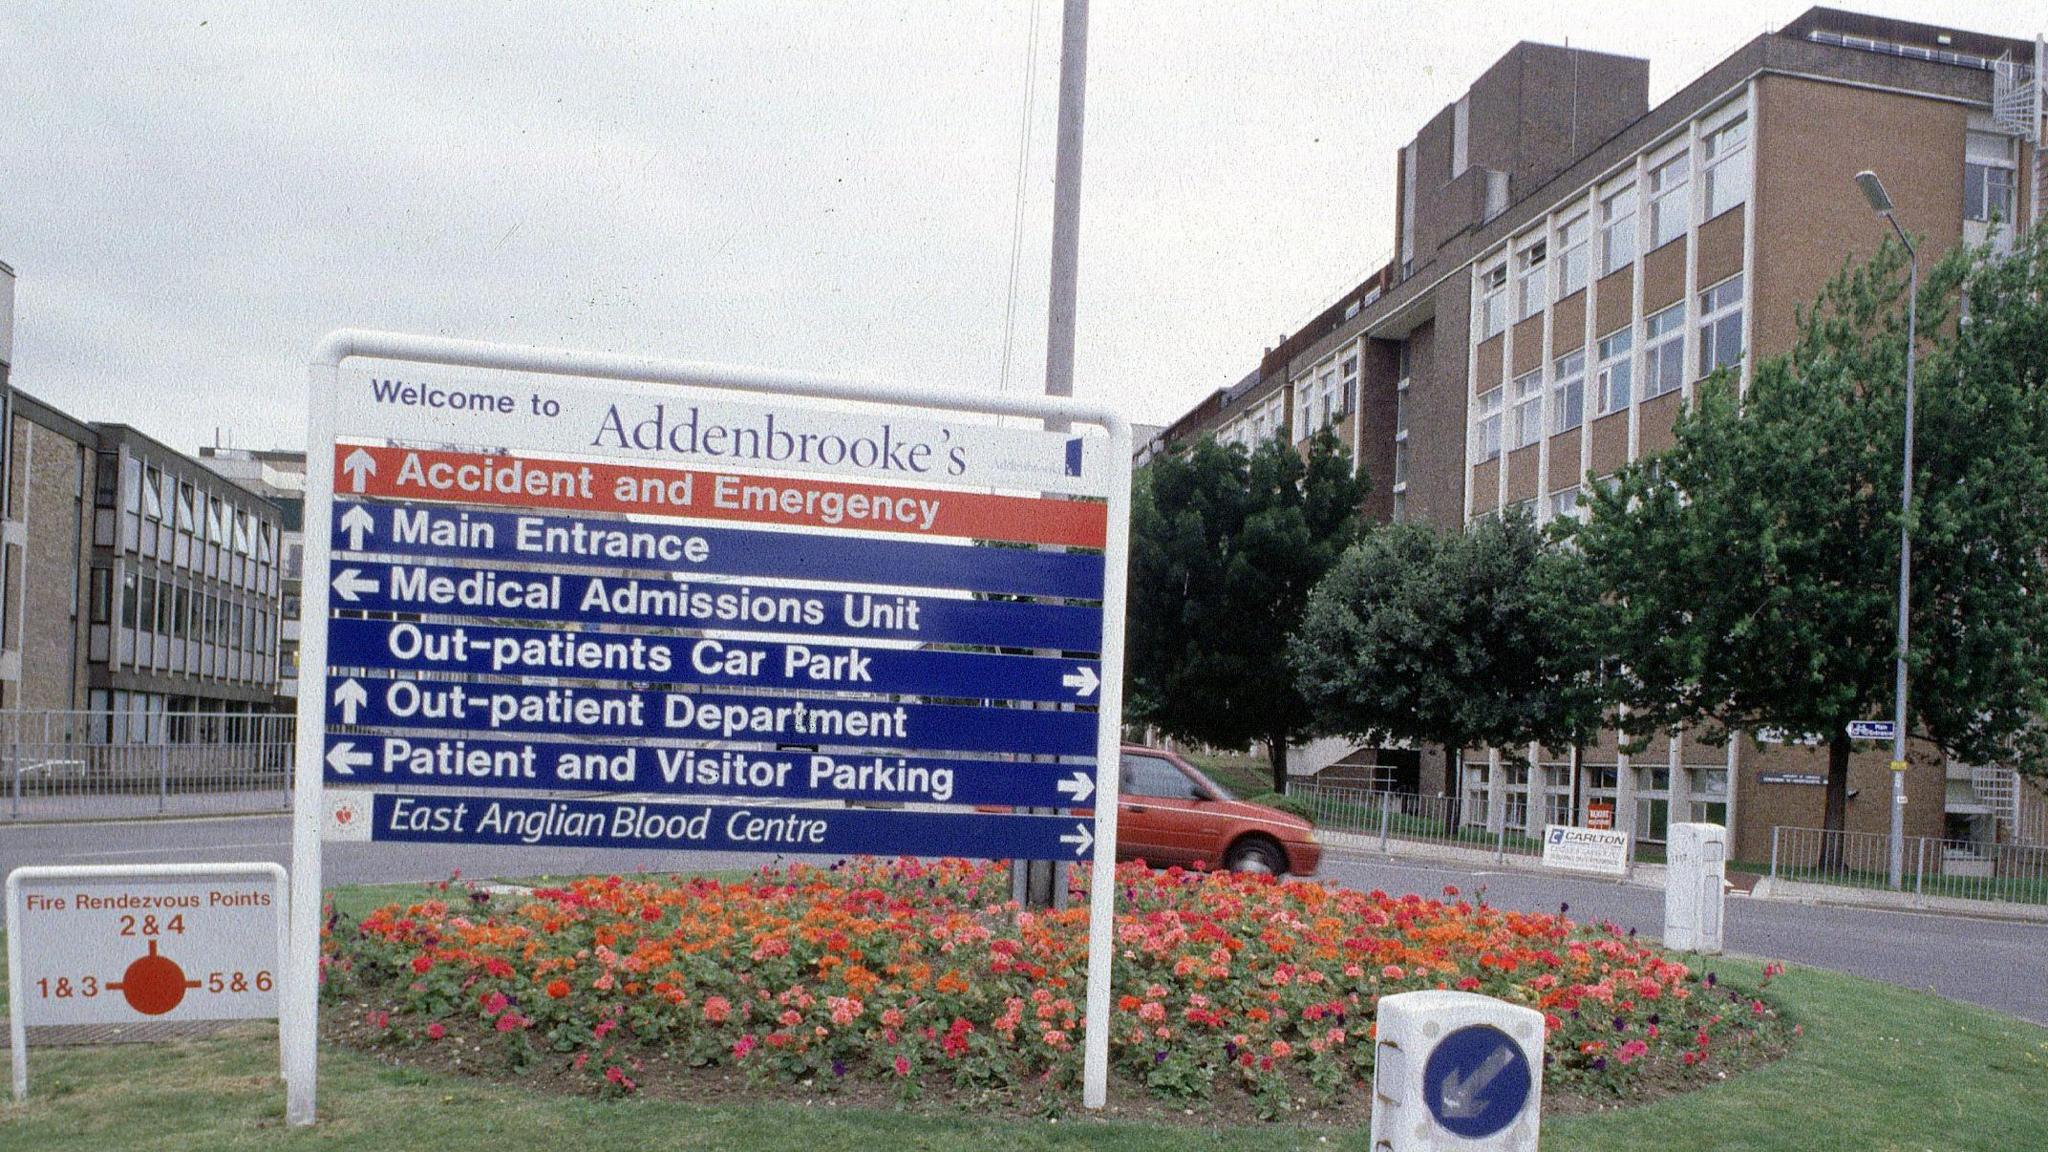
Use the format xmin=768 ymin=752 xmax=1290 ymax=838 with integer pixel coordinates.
xmin=287 ymin=331 xmax=1133 ymax=1124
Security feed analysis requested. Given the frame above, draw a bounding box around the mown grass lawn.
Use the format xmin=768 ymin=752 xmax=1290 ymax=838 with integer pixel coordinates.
xmin=4 ymin=946 xmax=2042 ymax=1151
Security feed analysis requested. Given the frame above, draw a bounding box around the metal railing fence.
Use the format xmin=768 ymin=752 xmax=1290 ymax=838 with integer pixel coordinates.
xmin=1287 ymin=782 xmax=1545 ymax=864
xmin=1769 ymin=825 xmax=2048 ymax=907
xmin=3 ymin=709 xmax=295 ymax=821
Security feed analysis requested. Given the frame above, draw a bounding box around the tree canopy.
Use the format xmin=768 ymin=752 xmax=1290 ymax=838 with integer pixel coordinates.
xmin=1572 ymin=230 xmax=2048 ymax=835
xmin=1290 ymin=512 xmax=1606 ymax=772
xmin=1127 ymin=428 xmax=1367 ymax=791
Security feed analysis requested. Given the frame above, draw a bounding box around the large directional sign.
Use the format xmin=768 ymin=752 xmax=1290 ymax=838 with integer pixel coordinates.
xmin=288 ymin=332 xmax=1133 ymax=1127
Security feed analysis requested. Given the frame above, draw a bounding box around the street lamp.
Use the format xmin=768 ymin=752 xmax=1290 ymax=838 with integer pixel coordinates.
xmin=1854 ymin=169 xmax=1916 ymax=892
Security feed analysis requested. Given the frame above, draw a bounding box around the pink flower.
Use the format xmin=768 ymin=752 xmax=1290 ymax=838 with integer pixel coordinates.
xmin=1270 ymin=1040 xmax=1293 ymax=1059
xmin=480 ymin=991 xmax=509 ymax=1016
xmin=495 ymin=1012 xmax=527 ymax=1032
xmin=1617 ymin=1039 xmax=1649 ymax=1064
xmin=702 ymin=996 xmax=731 ymax=1024
xmin=732 ymin=1034 xmax=757 ymax=1059
xmin=893 ymin=1056 xmax=911 ymax=1077
xmin=425 ymin=1022 xmax=446 ymax=1041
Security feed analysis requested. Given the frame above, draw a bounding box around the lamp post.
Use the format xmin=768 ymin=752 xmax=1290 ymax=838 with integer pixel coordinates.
xmin=1854 ymin=169 xmax=1916 ymax=892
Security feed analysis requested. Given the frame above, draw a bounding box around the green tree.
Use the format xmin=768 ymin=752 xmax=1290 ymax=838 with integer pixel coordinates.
xmin=1572 ymin=232 xmax=2048 ymax=845
xmin=1128 ymin=428 xmax=1367 ymax=792
xmin=1290 ymin=513 xmax=1606 ymax=785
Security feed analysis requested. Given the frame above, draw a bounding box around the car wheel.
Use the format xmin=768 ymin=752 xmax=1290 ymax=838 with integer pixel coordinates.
xmin=1225 ymin=837 xmax=1285 ymax=875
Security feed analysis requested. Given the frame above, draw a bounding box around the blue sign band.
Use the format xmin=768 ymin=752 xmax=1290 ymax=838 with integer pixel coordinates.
xmin=328 ymin=675 xmax=1097 ymax=756
xmin=321 ymin=735 xmax=1099 ymax=808
xmin=327 ymin=617 xmax=1101 ymax=705
xmin=332 ymin=499 xmax=1106 ymax=599
xmin=354 ymin=790 xmax=1098 ymax=861
xmin=328 ymin=560 xmax=1102 ymax=651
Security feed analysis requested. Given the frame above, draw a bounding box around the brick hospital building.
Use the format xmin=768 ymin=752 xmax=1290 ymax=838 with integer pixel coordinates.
xmin=1145 ymin=8 xmax=2046 ymax=864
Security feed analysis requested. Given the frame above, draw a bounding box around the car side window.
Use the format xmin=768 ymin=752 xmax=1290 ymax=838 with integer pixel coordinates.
xmin=1121 ymin=755 xmax=1197 ymax=800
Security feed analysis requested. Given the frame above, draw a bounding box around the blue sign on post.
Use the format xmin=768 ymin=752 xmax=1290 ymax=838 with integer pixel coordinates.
xmin=1422 ymin=1024 xmax=1534 ymax=1140
xmin=1846 ymin=719 xmax=1898 ymax=741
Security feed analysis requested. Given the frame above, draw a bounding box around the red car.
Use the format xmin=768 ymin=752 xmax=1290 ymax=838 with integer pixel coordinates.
xmin=1108 ymin=745 xmax=1321 ymax=876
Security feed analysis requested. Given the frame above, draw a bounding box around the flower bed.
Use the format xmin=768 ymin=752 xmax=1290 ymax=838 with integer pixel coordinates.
xmin=323 ymin=860 xmax=1790 ymax=1117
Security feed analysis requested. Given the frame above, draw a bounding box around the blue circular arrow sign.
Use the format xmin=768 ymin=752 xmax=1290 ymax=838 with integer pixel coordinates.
xmin=1422 ymin=1023 xmax=1532 ymax=1139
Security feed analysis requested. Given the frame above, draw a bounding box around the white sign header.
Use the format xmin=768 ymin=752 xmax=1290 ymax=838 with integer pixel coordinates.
xmin=1540 ymin=825 xmax=1630 ymax=877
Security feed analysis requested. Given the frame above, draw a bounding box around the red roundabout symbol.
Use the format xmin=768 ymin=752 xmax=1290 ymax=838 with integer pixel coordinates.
xmin=104 ymin=939 xmax=202 ymax=1015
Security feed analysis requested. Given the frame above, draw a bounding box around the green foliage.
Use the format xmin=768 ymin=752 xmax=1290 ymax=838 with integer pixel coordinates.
xmin=1573 ymin=228 xmax=2048 ymax=819
xmin=1244 ymin=791 xmax=1315 ymax=822
xmin=1128 ymin=429 xmax=1368 ymax=791
xmin=1290 ymin=511 xmax=1605 ymax=762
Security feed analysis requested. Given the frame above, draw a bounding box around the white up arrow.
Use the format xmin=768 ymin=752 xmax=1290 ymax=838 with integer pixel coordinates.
xmin=332 ymin=679 xmax=369 ymax=725
xmin=325 ymin=741 xmax=373 ymax=776
xmin=338 ymin=504 xmax=376 ymax=551
xmin=341 ymin=447 xmax=378 ymax=493
xmin=1055 ymin=771 xmax=1095 ymax=803
xmin=1061 ymin=665 xmax=1100 ymax=698
xmin=1059 ymin=822 xmax=1094 ymax=857
xmin=331 ymin=568 xmax=379 ymax=602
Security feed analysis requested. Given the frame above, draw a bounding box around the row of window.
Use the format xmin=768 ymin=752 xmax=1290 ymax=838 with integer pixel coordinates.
xmin=1473 ymin=273 xmax=1745 ymax=464
xmin=1478 ymin=114 xmax=1750 ymax=340
xmin=1460 ymin=761 xmax=1729 ymax=842
xmin=94 ymin=566 xmax=278 ymax=663
xmin=1292 ymin=352 xmax=1358 ymax=441
xmin=106 ymin=452 xmax=279 ymax=569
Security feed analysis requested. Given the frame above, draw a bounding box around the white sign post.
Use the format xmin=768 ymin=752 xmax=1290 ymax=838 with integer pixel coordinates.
xmin=288 ymin=330 xmax=1132 ymax=1124
xmin=7 ymin=862 xmax=288 ymax=1102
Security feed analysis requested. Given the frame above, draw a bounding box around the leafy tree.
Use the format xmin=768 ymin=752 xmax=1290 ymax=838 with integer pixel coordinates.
xmin=1572 ymin=231 xmax=2048 ymax=845
xmin=1128 ymin=428 xmax=1367 ymax=792
xmin=1290 ymin=513 xmax=1606 ymax=785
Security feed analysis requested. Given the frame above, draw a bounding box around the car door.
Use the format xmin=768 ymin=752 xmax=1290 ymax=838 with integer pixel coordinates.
xmin=1117 ymin=753 xmax=1209 ymax=866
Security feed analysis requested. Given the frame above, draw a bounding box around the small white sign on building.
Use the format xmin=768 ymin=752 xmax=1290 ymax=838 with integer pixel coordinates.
xmin=1541 ymin=824 xmax=1630 ymax=876
xmin=7 ymin=863 xmax=288 ymax=1101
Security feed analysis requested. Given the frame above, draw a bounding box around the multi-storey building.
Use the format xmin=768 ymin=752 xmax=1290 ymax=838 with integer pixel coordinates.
xmin=1150 ymin=8 xmax=2045 ymax=861
xmin=198 ymin=446 xmax=307 ymax=705
xmin=89 ymin=425 xmax=287 ymax=722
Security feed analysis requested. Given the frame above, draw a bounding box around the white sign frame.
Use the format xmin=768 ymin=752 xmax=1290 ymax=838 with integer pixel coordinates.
xmin=288 ymin=329 xmax=1133 ymax=1125
xmin=7 ymin=862 xmax=289 ymax=1101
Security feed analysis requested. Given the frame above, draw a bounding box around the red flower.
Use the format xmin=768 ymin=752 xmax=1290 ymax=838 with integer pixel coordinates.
xmin=546 ymin=979 xmax=572 ymax=999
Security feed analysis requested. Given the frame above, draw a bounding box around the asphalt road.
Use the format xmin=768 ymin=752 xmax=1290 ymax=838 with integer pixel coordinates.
xmin=5 ymin=816 xmax=2043 ymax=1025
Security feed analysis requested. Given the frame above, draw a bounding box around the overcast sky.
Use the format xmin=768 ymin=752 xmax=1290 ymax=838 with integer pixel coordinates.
xmin=2 ymin=1 xmax=2032 ymax=453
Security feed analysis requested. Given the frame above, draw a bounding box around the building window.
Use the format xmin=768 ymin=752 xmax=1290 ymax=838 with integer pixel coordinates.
xmin=1475 ymin=387 xmax=1503 ymax=462
xmin=1648 ymin=152 xmax=1690 ymax=249
xmin=1461 ymin=761 xmax=1490 ymax=828
xmin=1555 ymin=212 xmax=1589 ymax=300
xmin=1702 ymin=116 xmax=1749 ymax=219
xmin=1552 ymin=349 xmax=1585 ymax=433
xmin=1511 ymin=370 xmax=1543 ymax=450
xmin=1549 ymin=485 xmax=1581 ymax=520
xmin=1543 ymin=764 xmax=1574 ymax=826
xmin=1690 ymin=766 xmax=1729 ymax=825
xmin=1478 ymin=262 xmax=1508 ymax=339
xmin=94 ymin=453 xmax=120 ymax=510
xmin=1600 ymin=185 xmax=1637 ymax=275
xmin=1596 ymin=328 xmax=1634 ymax=414
xmin=89 ymin=567 xmax=112 ymax=625
xmin=1340 ymin=354 xmax=1358 ymax=417
xmin=1643 ymin=304 xmax=1686 ymax=400
xmin=1964 ymin=130 xmax=2017 ymax=224
xmin=1502 ymin=764 xmax=1530 ymax=830
xmin=1635 ymin=765 xmax=1671 ymax=843
xmin=177 ymin=483 xmax=197 ymax=535
xmin=138 ymin=576 xmax=157 ymax=636
xmin=1698 ymin=273 xmax=1745 ymax=378
xmin=142 ymin=465 xmax=163 ymax=520
xmin=1515 ymin=239 xmax=1547 ymax=321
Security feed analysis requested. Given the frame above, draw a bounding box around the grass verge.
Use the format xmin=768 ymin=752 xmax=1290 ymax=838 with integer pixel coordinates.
xmin=4 ymin=951 xmax=2043 ymax=1150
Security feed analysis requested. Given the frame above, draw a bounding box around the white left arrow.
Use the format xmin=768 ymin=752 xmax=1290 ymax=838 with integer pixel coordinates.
xmin=332 ymin=679 xmax=368 ymax=725
xmin=1059 ymin=822 xmax=1094 ymax=857
xmin=338 ymin=504 xmax=376 ymax=551
xmin=1061 ymin=665 xmax=1100 ymax=698
xmin=325 ymin=741 xmax=373 ymax=776
xmin=331 ymin=568 xmax=378 ymax=602
xmin=341 ymin=447 xmax=378 ymax=493
xmin=1055 ymin=771 xmax=1094 ymax=803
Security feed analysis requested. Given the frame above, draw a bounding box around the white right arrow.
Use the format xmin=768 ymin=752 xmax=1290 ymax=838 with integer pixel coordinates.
xmin=338 ymin=504 xmax=376 ymax=551
xmin=1061 ymin=665 xmax=1100 ymax=698
xmin=1059 ymin=822 xmax=1094 ymax=857
xmin=341 ymin=448 xmax=378 ymax=493
xmin=331 ymin=568 xmax=379 ymax=602
xmin=332 ymin=679 xmax=369 ymax=725
xmin=325 ymin=741 xmax=373 ymax=776
xmin=1055 ymin=771 xmax=1094 ymax=803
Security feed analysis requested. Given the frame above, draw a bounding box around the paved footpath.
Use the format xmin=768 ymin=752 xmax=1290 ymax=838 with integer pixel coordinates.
xmin=4 ymin=816 xmax=2042 ymax=1026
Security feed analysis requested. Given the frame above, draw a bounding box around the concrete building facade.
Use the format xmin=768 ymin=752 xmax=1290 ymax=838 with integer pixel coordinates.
xmin=1154 ymin=8 xmax=2045 ymax=862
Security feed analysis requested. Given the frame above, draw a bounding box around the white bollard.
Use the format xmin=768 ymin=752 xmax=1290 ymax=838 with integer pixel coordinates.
xmin=1664 ymin=822 xmax=1727 ymax=954
xmin=1370 ymin=990 xmax=1544 ymax=1151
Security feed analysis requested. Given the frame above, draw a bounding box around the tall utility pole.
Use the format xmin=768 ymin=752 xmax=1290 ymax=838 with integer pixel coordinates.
xmin=1016 ymin=0 xmax=1090 ymax=910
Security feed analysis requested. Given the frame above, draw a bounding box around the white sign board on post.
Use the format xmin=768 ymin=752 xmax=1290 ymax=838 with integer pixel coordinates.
xmin=1541 ymin=824 xmax=1631 ymax=877
xmin=288 ymin=330 xmax=1132 ymax=1125
xmin=7 ymin=863 xmax=288 ymax=1101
